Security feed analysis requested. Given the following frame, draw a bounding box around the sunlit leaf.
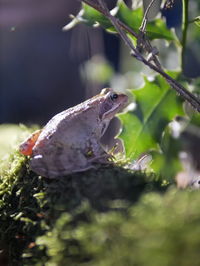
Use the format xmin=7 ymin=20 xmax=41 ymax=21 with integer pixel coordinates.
xmin=119 ymin=73 xmax=184 ymax=160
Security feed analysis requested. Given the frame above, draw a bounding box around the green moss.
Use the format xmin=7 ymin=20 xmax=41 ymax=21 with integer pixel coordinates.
xmin=1 ymin=125 xmax=200 ymax=266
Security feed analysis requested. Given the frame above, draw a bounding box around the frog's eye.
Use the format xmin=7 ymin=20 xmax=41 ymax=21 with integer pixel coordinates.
xmin=110 ymin=93 xmax=118 ymax=101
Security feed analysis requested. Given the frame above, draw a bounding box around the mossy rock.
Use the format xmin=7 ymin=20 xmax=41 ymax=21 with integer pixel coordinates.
xmin=0 ymin=125 xmax=200 ymax=266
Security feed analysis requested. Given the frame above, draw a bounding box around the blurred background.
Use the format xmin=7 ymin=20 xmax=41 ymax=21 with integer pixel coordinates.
xmin=0 ymin=0 xmax=200 ymax=125
xmin=0 ymin=0 xmax=121 ymax=124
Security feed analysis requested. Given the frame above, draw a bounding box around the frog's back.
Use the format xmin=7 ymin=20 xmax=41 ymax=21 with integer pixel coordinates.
xmin=33 ymin=101 xmax=99 ymax=154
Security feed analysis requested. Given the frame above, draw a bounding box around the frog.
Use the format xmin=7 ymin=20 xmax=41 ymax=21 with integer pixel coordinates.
xmin=19 ymin=88 xmax=128 ymax=178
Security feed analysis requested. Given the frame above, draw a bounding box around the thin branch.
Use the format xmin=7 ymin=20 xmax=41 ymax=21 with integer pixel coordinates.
xmin=80 ymin=0 xmax=200 ymax=112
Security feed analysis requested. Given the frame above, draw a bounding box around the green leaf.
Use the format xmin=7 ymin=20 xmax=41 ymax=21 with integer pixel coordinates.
xmin=119 ymin=73 xmax=184 ymax=160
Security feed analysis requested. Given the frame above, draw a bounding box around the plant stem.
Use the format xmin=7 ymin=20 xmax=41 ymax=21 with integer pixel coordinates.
xmin=181 ymin=0 xmax=189 ymax=70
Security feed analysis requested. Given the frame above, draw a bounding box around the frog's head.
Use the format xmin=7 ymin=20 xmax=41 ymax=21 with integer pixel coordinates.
xmin=99 ymin=88 xmax=128 ymax=121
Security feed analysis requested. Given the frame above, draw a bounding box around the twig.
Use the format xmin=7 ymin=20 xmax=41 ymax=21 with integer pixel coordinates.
xmin=80 ymin=0 xmax=200 ymax=112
